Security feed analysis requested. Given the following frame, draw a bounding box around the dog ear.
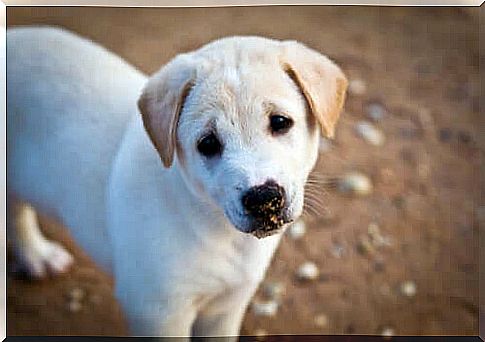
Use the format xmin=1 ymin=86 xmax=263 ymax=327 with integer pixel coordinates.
xmin=138 ymin=54 xmax=196 ymax=168
xmin=280 ymin=41 xmax=348 ymax=139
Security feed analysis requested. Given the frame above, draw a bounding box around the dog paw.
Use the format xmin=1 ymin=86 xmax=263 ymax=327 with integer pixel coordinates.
xmin=16 ymin=239 xmax=74 ymax=278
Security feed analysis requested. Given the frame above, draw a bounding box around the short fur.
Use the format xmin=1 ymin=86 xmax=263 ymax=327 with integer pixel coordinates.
xmin=7 ymin=27 xmax=347 ymax=338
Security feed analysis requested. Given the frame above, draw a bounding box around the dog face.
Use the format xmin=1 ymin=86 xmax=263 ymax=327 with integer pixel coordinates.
xmin=138 ymin=37 xmax=347 ymax=238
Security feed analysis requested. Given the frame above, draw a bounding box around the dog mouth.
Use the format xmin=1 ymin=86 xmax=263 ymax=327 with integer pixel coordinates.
xmin=247 ymin=213 xmax=293 ymax=239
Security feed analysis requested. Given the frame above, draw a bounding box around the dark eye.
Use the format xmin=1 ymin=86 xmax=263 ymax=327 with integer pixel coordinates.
xmin=270 ymin=115 xmax=294 ymax=135
xmin=197 ymin=132 xmax=222 ymax=157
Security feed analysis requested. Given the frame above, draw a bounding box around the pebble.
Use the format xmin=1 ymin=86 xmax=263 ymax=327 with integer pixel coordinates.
xmin=67 ymin=300 xmax=82 ymax=313
xmin=252 ymin=300 xmax=279 ymax=317
xmin=380 ymin=167 xmax=395 ymax=184
xmin=262 ymin=282 xmax=286 ymax=300
xmin=330 ymin=243 xmax=346 ymax=259
xmin=296 ymin=261 xmax=320 ymax=281
xmin=338 ymin=172 xmax=373 ymax=196
xmin=287 ymin=220 xmax=306 ymax=240
xmin=368 ymin=222 xmax=385 ymax=247
xmin=417 ymin=107 xmax=435 ymax=135
xmin=319 ymin=138 xmax=332 ymax=153
xmin=380 ymin=326 xmax=395 ymax=338
xmin=400 ymin=281 xmax=417 ymax=297
xmin=366 ymin=102 xmax=386 ymax=122
xmin=438 ymin=128 xmax=452 ymax=142
xmin=68 ymin=287 xmax=85 ymax=301
xmin=314 ymin=313 xmax=329 ymax=328
xmin=368 ymin=223 xmax=394 ymax=248
xmin=457 ymin=131 xmax=472 ymax=144
xmin=357 ymin=235 xmax=376 ymax=256
xmin=355 ymin=121 xmax=385 ymax=146
xmin=373 ymin=259 xmax=386 ymax=273
xmin=367 ymin=222 xmax=380 ymax=236
xmin=253 ymin=328 xmax=268 ymax=341
xmin=348 ymin=79 xmax=367 ymax=96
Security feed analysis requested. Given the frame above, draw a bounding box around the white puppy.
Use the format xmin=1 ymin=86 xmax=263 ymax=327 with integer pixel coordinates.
xmin=7 ymin=27 xmax=347 ymax=337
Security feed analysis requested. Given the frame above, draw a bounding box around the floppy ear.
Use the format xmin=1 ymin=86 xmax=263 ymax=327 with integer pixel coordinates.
xmin=280 ymin=41 xmax=348 ymax=139
xmin=138 ymin=54 xmax=196 ymax=168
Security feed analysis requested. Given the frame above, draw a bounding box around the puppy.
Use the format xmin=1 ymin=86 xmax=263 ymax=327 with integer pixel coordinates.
xmin=7 ymin=26 xmax=347 ymax=337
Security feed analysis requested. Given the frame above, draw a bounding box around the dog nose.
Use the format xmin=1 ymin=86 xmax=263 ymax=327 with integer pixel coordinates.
xmin=242 ymin=180 xmax=285 ymax=218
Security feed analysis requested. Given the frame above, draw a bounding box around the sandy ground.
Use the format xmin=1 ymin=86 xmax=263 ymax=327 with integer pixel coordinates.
xmin=6 ymin=6 xmax=481 ymax=337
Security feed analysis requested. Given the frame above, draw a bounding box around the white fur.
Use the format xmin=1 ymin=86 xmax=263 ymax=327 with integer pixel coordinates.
xmin=7 ymin=26 xmax=346 ymax=337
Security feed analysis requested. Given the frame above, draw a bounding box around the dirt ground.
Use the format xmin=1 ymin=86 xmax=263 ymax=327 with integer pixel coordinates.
xmin=6 ymin=6 xmax=482 ymax=337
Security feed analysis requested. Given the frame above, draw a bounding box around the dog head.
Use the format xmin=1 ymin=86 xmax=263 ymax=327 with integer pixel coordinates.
xmin=138 ymin=36 xmax=347 ymax=238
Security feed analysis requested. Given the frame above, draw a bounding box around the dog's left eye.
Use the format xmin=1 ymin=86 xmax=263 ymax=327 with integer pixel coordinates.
xmin=269 ymin=115 xmax=294 ymax=135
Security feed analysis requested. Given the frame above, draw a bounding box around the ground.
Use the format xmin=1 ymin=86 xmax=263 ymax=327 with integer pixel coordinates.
xmin=6 ymin=6 xmax=481 ymax=337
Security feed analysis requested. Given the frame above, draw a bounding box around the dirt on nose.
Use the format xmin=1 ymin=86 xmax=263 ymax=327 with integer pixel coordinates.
xmin=249 ymin=196 xmax=292 ymax=239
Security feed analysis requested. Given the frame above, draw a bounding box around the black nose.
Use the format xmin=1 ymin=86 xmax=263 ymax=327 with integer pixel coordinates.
xmin=242 ymin=180 xmax=285 ymax=219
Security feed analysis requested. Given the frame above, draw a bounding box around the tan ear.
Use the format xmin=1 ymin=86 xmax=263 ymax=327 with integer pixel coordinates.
xmin=280 ymin=41 xmax=348 ymax=138
xmin=138 ymin=54 xmax=196 ymax=168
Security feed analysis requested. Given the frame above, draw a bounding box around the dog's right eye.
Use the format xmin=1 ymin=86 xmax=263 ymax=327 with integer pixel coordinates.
xmin=197 ymin=133 xmax=223 ymax=158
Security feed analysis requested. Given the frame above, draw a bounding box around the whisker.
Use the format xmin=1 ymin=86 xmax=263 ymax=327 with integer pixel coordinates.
xmin=304 ymin=198 xmax=328 ymax=213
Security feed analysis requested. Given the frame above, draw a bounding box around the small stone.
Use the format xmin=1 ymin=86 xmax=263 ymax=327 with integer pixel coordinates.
xmin=417 ymin=107 xmax=435 ymax=134
xmin=348 ymin=79 xmax=367 ymax=96
xmin=373 ymin=259 xmax=386 ymax=273
xmin=296 ymin=261 xmax=320 ymax=281
xmin=367 ymin=222 xmax=386 ymax=247
xmin=262 ymin=282 xmax=286 ymax=300
xmin=457 ymin=131 xmax=472 ymax=144
xmin=68 ymin=287 xmax=85 ymax=301
xmin=438 ymin=128 xmax=452 ymax=142
xmin=67 ymin=300 xmax=82 ymax=313
xmin=319 ymin=138 xmax=332 ymax=153
xmin=380 ymin=167 xmax=395 ymax=184
xmin=380 ymin=326 xmax=395 ymax=338
xmin=357 ymin=235 xmax=376 ymax=256
xmin=287 ymin=220 xmax=306 ymax=240
xmin=314 ymin=313 xmax=329 ymax=328
xmin=381 ymin=236 xmax=394 ymax=248
xmin=368 ymin=222 xmax=380 ymax=236
xmin=252 ymin=300 xmax=279 ymax=317
xmin=366 ymin=102 xmax=386 ymax=122
xmin=400 ymin=281 xmax=417 ymax=297
xmin=253 ymin=328 xmax=268 ymax=341
xmin=338 ymin=172 xmax=373 ymax=196
xmin=355 ymin=121 xmax=385 ymax=146
xmin=367 ymin=223 xmax=394 ymax=249
xmin=330 ymin=243 xmax=345 ymax=259
xmin=392 ymin=195 xmax=406 ymax=209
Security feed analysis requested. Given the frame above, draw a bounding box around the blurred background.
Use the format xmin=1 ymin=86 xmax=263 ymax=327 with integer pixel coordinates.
xmin=6 ymin=6 xmax=481 ymax=337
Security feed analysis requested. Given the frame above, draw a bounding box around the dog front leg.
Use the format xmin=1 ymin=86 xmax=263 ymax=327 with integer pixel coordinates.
xmin=191 ymin=286 xmax=257 ymax=340
xmin=118 ymin=290 xmax=198 ymax=339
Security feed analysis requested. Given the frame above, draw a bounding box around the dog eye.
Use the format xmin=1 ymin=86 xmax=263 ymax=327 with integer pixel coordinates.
xmin=197 ymin=133 xmax=222 ymax=157
xmin=269 ymin=115 xmax=294 ymax=135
